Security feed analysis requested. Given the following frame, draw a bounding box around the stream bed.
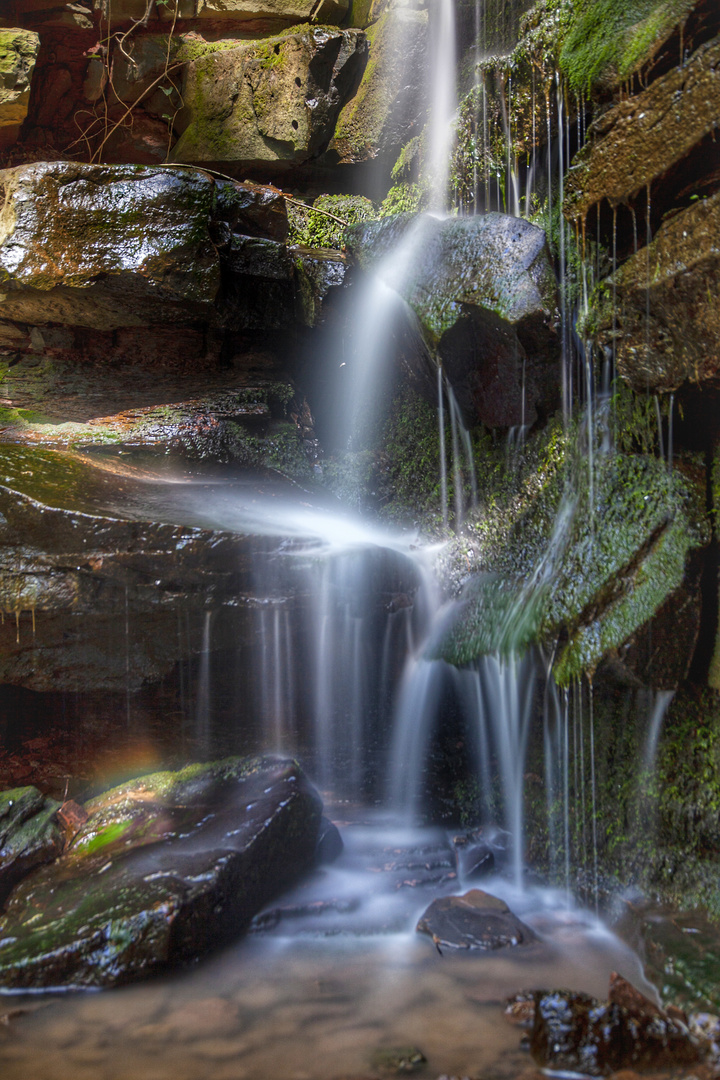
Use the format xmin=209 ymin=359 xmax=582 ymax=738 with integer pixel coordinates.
xmin=0 ymin=817 xmax=655 ymax=1080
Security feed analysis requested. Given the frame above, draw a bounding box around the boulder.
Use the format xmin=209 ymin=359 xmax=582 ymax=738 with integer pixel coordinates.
xmin=172 ymin=27 xmax=368 ymax=173
xmin=346 ymin=213 xmax=559 ymax=428
xmin=0 ymin=29 xmax=39 ymax=150
xmin=0 ymin=786 xmax=64 ymax=908
xmin=0 ymin=756 xmax=323 ymax=989
xmin=530 ymin=986 xmax=700 ymax=1076
xmin=329 ymin=6 xmax=428 ymax=165
xmin=565 ymin=36 xmax=720 ymax=223
xmin=416 ymin=888 xmax=536 ymax=950
xmin=0 ymin=162 xmax=220 ymax=329
xmin=597 ymin=192 xmax=720 ymax=393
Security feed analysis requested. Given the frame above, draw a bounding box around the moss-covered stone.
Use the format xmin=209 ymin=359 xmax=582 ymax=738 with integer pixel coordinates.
xmin=594 ymin=191 xmax=720 ymax=393
xmin=287 ymin=193 xmax=375 ymax=248
xmin=0 ymin=786 xmax=63 ymax=908
xmin=559 ymin=0 xmax=695 ymax=93
xmin=172 ymin=27 xmax=367 ymax=169
xmin=0 ymin=28 xmax=39 ymax=148
xmin=564 ymin=35 xmax=720 ymax=222
xmin=0 ymin=756 xmax=323 ymax=989
xmin=436 ymin=436 xmax=709 ymax=685
xmin=330 ymin=6 xmax=427 ymax=164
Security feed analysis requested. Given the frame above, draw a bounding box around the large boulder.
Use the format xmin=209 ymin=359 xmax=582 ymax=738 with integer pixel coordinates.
xmin=596 ymin=192 xmax=720 ymax=393
xmin=0 ymin=756 xmax=323 ymax=989
xmin=0 ymin=162 xmax=221 ymax=330
xmin=171 ymin=27 xmax=368 ymax=173
xmin=346 ymin=213 xmax=559 ymax=428
xmin=0 ymin=29 xmax=39 ymax=150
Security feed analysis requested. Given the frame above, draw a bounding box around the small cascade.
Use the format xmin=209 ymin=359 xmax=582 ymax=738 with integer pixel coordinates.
xmin=196 ymin=608 xmax=213 ymax=754
xmin=642 ymin=689 xmax=675 ymax=773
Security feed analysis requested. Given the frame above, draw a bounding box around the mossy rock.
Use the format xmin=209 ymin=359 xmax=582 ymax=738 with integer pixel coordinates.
xmin=172 ymin=27 xmax=367 ymax=169
xmin=0 ymin=786 xmax=64 ymax=908
xmin=0 ymin=756 xmax=323 ymax=989
xmin=436 ymin=445 xmax=709 ymax=685
xmin=330 ymin=6 xmax=428 ymax=164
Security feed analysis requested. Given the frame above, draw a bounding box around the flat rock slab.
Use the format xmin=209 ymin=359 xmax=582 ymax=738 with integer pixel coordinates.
xmin=0 ymin=755 xmax=322 ymax=990
xmin=416 ymin=888 xmax=537 ymax=951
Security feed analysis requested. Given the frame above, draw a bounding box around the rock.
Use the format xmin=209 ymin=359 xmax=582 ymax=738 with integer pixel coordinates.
xmin=346 ymin=213 xmax=559 ymax=429
xmin=294 ymin=247 xmax=349 ymax=327
xmin=565 ymin=36 xmax=720 ymax=223
xmin=0 ymin=755 xmax=323 ymax=990
xmin=0 ymin=29 xmax=39 ymax=150
xmin=597 ymin=192 xmax=720 ymax=393
xmin=0 ymin=786 xmax=64 ymax=908
xmin=186 ymin=0 xmax=350 ymax=24
xmin=436 ymin=454 xmax=709 ymax=686
xmin=0 ymin=162 xmax=220 ymax=330
xmin=459 ymin=841 xmax=495 ymax=881
xmin=530 ymin=987 xmax=701 ymax=1076
xmin=172 ymin=27 xmax=368 ymax=173
xmin=329 ymin=6 xmax=428 ymax=165
xmin=416 ymin=889 xmax=536 ymax=951
xmin=314 ymin=815 xmax=343 ymax=864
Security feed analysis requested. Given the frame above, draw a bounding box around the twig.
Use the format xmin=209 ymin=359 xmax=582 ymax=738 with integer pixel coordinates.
xmin=162 ymin=163 xmax=350 ymax=226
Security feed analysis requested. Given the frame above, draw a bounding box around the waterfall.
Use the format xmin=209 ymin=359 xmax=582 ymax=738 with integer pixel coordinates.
xmin=427 ymin=0 xmax=457 ymax=212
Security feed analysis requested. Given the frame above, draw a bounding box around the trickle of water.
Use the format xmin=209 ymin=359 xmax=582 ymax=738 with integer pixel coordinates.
xmin=195 ymin=608 xmax=212 ymax=754
xmin=438 ymin=365 xmax=449 ymax=529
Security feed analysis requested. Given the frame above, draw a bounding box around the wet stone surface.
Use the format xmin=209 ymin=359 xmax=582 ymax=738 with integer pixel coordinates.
xmin=0 ymin=755 xmax=322 ymax=990
xmin=416 ymin=889 xmax=537 ymax=952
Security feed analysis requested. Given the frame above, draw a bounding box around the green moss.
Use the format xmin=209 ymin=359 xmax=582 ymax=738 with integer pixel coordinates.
xmin=287 ymin=194 xmax=376 ymax=248
xmin=72 ymin=820 xmax=132 ymax=857
xmin=559 ymin=0 xmax=695 ymax=92
xmin=379 ymin=183 xmax=424 ymax=217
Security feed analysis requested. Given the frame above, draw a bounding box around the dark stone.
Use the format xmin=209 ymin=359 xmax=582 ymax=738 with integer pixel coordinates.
xmin=459 ymin=841 xmax=495 ymax=881
xmin=0 ymin=786 xmax=64 ymax=908
xmin=373 ymin=837 xmax=458 ymax=892
xmin=314 ymin=816 xmax=343 ymax=865
xmin=346 ymin=214 xmax=559 ymax=430
xmin=416 ymin=889 xmax=536 ymax=951
xmin=0 ymin=755 xmax=323 ymax=990
xmin=530 ymin=988 xmax=701 ymax=1077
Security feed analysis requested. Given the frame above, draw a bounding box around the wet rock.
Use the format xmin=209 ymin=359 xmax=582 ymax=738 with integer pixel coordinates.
xmin=294 ymin=247 xmax=349 ymax=327
xmin=416 ymin=889 xmax=536 ymax=951
xmin=0 ymin=755 xmax=323 ymax=990
xmin=505 ymin=991 xmax=536 ymax=1028
xmin=0 ymin=162 xmax=220 ymax=330
xmin=0 ymin=29 xmax=39 ymax=150
xmin=250 ymin=896 xmax=359 ymax=931
xmin=314 ymin=816 xmax=344 ymax=865
xmin=347 ymin=213 xmax=559 ymax=429
xmin=0 ymin=785 xmax=64 ymax=908
xmin=372 ymin=837 xmax=457 ymax=891
xmin=597 ymin=192 xmax=720 ymax=393
xmin=530 ymin=987 xmax=701 ymax=1076
xmin=172 ymin=27 xmax=368 ymax=173
xmin=565 ymin=36 xmax=720 ymax=223
xmin=329 ymin=6 xmax=428 ymax=166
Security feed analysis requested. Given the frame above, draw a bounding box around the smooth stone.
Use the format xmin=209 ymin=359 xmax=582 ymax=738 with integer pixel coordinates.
xmin=416 ymin=889 xmax=537 ymax=951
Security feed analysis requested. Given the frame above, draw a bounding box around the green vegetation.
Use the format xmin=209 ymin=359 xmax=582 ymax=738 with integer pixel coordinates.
xmin=288 ymin=194 xmax=376 ymax=248
xmin=559 ymin=0 xmax=695 ymax=91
